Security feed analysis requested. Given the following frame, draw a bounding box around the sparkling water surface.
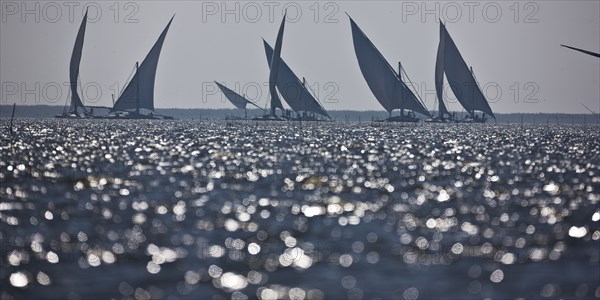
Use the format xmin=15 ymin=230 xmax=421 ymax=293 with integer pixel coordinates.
xmin=1 ymin=120 xmax=599 ymax=299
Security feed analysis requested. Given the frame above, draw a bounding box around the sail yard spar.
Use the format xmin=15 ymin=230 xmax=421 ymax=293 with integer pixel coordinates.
xmin=560 ymin=44 xmax=600 ymax=58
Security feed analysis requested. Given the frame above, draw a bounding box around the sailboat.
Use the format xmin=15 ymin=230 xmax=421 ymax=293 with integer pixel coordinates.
xmin=430 ymin=21 xmax=496 ymax=123
xmin=215 ymin=81 xmax=263 ymax=119
xmin=56 ymin=9 xmax=90 ymax=118
xmin=263 ymin=41 xmax=331 ymax=121
xmin=253 ymin=14 xmax=288 ymax=121
xmin=108 ymin=16 xmax=175 ymax=119
xmin=348 ymin=14 xmax=431 ymax=122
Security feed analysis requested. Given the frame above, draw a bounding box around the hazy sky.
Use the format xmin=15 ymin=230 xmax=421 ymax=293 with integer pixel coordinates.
xmin=1 ymin=1 xmax=599 ymax=113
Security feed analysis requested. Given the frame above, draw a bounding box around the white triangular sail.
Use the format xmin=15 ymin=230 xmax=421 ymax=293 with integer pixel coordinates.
xmin=111 ymin=16 xmax=174 ymax=113
xmin=68 ymin=9 xmax=88 ymax=114
xmin=434 ymin=21 xmax=449 ymax=118
xmin=215 ymin=81 xmax=261 ymax=110
xmin=440 ymin=23 xmax=495 ymax=119
xmin=348 ymin=15 xmax=430 ymax=117
xmin=267 ymin=14 xmax=286 ymax=116
xmin=263 ymin=41 xmax=330 ymax=118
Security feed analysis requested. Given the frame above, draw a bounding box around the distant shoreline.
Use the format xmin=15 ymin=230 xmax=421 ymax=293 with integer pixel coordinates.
xmin=1 ymin=105 xmax=598 ymax=124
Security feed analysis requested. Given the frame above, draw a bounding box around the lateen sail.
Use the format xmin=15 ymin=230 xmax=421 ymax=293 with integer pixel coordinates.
xmin=215 ymin=81 xmax=261 ymax=110
xmin=434 ymin=21 xmax=449 ymax=118
xmin=112 ymin=16 xmax=174 ymax=113
xmin=440 ymin=23 xmax=495 ymax=119
xmin=263 ymin=41 xmax=330 ymax=118
xmin=69 ymin=9 xmax=88 ymax=113
xmin=348 ymin=15 xmax=430 ymax=117
xmin=267 ymin=14 xmax=286 ymax=115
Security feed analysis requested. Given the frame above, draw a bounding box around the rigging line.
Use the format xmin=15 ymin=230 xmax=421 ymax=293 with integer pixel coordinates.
xmin=77 ymin=74 xmax=88 ymax=113
xmin=76 ymin=75 xmax=89 ymax=114
xmin=277 ymin=89 xmax=286 ymax=111
xmin=581 ymin=103 xmax=596 ymax=114
xmin=304 ymin=78 xmax=326 ymax=111
xmin=63 ymin=86 xmax=71 ymax=113
xmin=261 ymin=99 xmax=268 ymax=111
xmin=471 ymin=67 xmax=484 ymax=92
xmin=441 ymin=73 xmax=450 ymax=114
xmin=117 ymin=63 xmax=138 ymax=100
xmin=264 ymin=80 xmax=273 ymax=111
xmin=249 ymin=99 xmax=266 ymax=111
xmin=470 ymin=67 xmax=489 ymax=115
xmin=313 ymin=93 xmax=328 ymax=114
xmin=400 ymin=65 xmax=427 ymax=107
xmin=77 ymin=75 xmax=83 ymax=105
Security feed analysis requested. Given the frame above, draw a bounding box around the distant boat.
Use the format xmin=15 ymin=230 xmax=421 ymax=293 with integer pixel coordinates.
xmin=215 ymin=81 xmax=263 ymax=119
xmin=108 ymin=16 xmax=175 ymax=119
xmin=432 ymin=22 xmax=496 ymax=123
xmin=263 ymin=41 xmax=331 ymax=121
xmin=561 ymin=44 xmax=600 ymax=58
xmin=348 ymin=14 xmax=431 ymax=122
xmin=253 ymin=14 xmax=288 ymax=121
xmin=56 ymin=9 xmax=90 ymax=119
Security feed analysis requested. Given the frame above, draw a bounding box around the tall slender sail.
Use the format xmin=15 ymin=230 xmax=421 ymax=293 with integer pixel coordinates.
xmin=267 ymin=14 xmax=287 ymax=116
xmin=68 ymin=9 xmax=88 ymax=114
xmin=215 ymin=81 xmax=261 ymax=110
xmin=263 ymin=41 xmax=330 ymax=118
xmin=348 ymin=15 xmax=430 ymax=118
xmin=440 ymin=23 xmax=495 ymax=119
xmin=111 ymin=16 xmax=174 ymax=113
xmin=434 ymin=21 xmax=449 ymax=119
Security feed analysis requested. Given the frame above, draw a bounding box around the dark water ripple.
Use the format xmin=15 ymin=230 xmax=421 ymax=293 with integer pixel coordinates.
xmin=1 ymin=119 xmax=599 ymax=299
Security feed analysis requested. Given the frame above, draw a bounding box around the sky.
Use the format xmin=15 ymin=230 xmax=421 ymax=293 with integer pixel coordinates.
xmin=1 ymin=1 xmax=599 ymax=114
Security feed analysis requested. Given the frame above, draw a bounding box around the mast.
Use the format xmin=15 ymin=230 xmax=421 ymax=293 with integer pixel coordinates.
xmin=9 ymin=103 xmax=16 ymax=136
xmin=268 ymin=13 xmax=287 ymax=117
xmin=135 ymin=62 xmax=140 ymax=115
xmin=68 ymin=8 xmax=89 ymax=115
xmin=302 ymin=77 xmax=307 ymax=113
xmin=398 ymin=62 xmax=404 ymax=117
xmin=435 ymin=20 xmax=450 ymax=121
xmin=469 ymin=66 xmax=475 ymax=118
xmin=111 ymin=15 xmax=174 ymax=114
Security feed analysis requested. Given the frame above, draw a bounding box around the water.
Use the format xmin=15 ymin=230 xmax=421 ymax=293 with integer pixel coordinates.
xmin=1 ymin=120 xmax=599 ymax=299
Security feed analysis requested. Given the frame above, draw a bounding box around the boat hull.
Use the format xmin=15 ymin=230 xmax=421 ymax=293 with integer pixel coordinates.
xmin=101 ymin=111 xmax=174 ymax=120
xmin=54 ymin=113 xmax=92 ymax=119
xmin=293 ymin=115 xmax=331 ymax=122
xmin=378 ymin=115 xmax=420 ymax=123
xmin=251 ymin=115 xmax=289 ymax=121
xmin=425 ymin=117 xmax=455 ymax=123
xmin=425 ymin=115 xmax=490 ymax=123
xmin=102 ymin=115 xmax=173 ymax=120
